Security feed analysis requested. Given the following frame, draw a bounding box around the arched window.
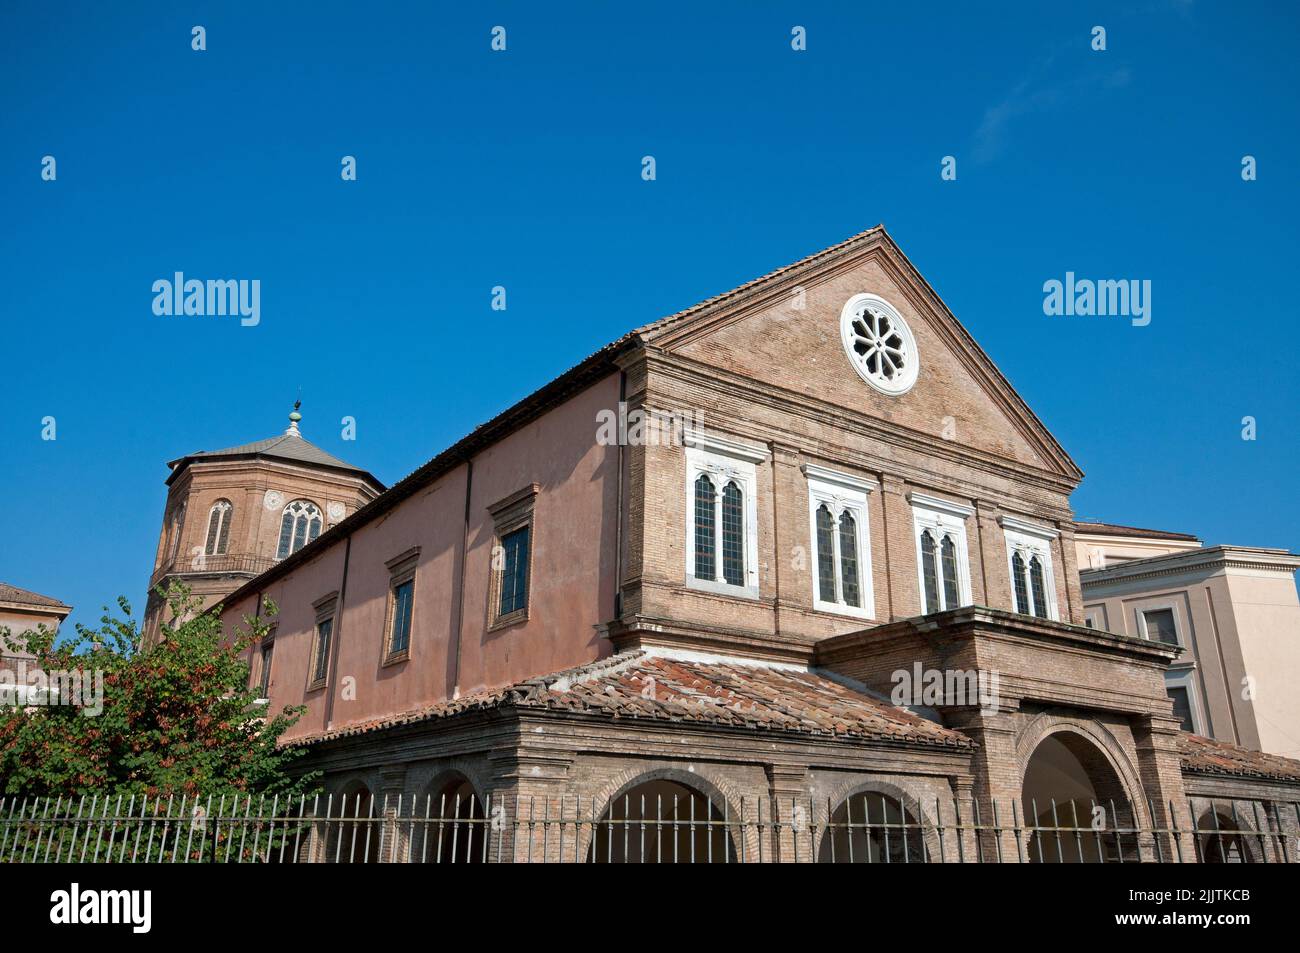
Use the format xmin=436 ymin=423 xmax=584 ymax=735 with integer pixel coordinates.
xmin=1029 ymin=555 xmax=1048 ymax=619
xmin=815 ymin=505 xmax=837 ymax=602
xmin=1012 ymin=551 xmax=1029 ymax=614
xmin=838 ymin=511 xmax=860 ymax=608
xmin=940 ymin=536 xmax=959 ymax=609
xmin=277 ymin=499 xmax=322 ymax=559
xmin=920 ymin=530 xmax=939 ymax=613
xmin=1003 ymin=524 xmax=1058 ymax=620
xmin=693 ymin=475 xmax=716 ymax=580
xmin=806 ymin=468 xmax=875 ymax=617
xmin=204 ymin=499 xmax=233 ymax=556
xmin=720 ymin=481 xmax=744 ymax=586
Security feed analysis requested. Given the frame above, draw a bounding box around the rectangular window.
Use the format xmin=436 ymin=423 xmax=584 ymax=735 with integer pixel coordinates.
xmin=382 ymin=548 xmax=420 ymax=664
xmin=488 ymin=484 xmax=538 ymax=629
xmin=258 ymin=641 xmax=274 ymax=699
xmin=1143 ymin=608 xmax=1179 ymax=646
xmin=499 ymin=525 xmax=530 ymax=616
xmin=1001 ymin=517 xmax=1060 ymax=621
xmin=684 ymin=432 xmax=764 ymax=598
xmin=310 ymin=617 xmax=333 ymax=688
xmin=1167 ymin=686 xmax=1195 ymax=733
xmin=804 ymin=464 xmax=876 ymax=619
xmin=390 ymin=580 xmax=414 ymax=655
xmin=910 ymin=493 xmax=973 ymax=614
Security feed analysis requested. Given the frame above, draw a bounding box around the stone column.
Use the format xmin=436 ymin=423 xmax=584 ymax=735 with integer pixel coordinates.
xmin=766 ymin=764 xmax=810 ymax=863
xmin=1131 ymin=714 xmax=1196 ymax=862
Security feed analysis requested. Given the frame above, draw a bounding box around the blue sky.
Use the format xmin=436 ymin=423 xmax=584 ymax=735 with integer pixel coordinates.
xmin=2 ymin=1 xmax=1297 ymax=633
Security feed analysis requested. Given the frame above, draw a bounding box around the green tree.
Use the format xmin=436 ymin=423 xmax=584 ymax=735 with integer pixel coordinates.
xmin=0 ymin=583 xmax=315 ymax=802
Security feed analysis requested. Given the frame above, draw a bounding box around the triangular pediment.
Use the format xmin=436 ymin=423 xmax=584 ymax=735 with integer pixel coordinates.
xmin=637 ymin=227 xmax=1081 ymax=482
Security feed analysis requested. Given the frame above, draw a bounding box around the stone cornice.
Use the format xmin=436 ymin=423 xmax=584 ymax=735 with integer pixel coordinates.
xmin=1082 ymin=545 xmax=1300 ymax=587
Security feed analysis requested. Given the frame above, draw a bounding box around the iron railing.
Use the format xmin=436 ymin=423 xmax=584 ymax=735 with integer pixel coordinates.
xmin=0 ymin=792 xmax=1295 ymax=863
xmin=151 ymin=552 xmax=279 ymax=585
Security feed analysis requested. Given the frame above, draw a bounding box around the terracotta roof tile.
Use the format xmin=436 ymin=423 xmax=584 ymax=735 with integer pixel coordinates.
xmin=1180 ymin=732 xmax=1300 ymax=782
xmin=0 ymin=583 xmax=71 ymax=612
xmin=284 ymin=652 xmax=973 ymax=750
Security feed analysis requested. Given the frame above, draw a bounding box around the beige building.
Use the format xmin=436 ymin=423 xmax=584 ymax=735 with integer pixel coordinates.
xmin=1077 ymin=522 xmax=1300 ymax=760
xmin=0 ymin=583 xmax=71 ymax=658
xmin=143 ymin=407 xmax=384 ymax=645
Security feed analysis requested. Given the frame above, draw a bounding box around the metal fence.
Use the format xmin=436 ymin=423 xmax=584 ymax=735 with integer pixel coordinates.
xmin=0 ymin=792 xmax=1295 ymax=863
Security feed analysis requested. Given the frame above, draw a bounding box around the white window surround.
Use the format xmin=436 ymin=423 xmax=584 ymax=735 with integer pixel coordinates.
xmin=908 ymin=492 xmax=973 ymax=612
xmin=1164 ymin=667 xmax=1203 ymax=734
xmin=999 ymin=515 xmax=1060 ymax=621
xmin=683 ymin=430 xmax=765 ymax=598
xmin=839 ymin=293 xmax=920 ymax=396
xmin=803 ymin=464 xmax=877 ymax=620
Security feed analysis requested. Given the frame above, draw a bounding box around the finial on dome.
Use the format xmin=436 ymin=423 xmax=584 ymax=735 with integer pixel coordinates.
xmin=286 ymin=399 xmax=302 ymax=437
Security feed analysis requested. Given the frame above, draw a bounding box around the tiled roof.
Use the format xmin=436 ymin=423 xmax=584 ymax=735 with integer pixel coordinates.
xmin=1180 ymin=733 xmax=1300 ymax=783
xmin=170 ymin=433 xmax=371 ymax=476
xmin=1074 ymin=521 xmax=1200 ymax=542
xmin=285 ymin=652 xmax=974 ymax=750
xmin=0 ymin=583 xmax=71 ymax=612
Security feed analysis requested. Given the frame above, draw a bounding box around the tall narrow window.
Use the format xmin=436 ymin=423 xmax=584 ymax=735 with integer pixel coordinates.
xmin=816 ymin=505 xmax=837 ymax=602
xmin=499 ymin=526 xmax=530 ymax=616
xmin=1028 ymin=556 xmax=1048 ymax=619
xmin=277 ymin=499 xmax=323 ymax=559
xmin=258 ymin=641 xmax=274 ymax=698
xmin=311 ymin=617 xmax=332 ymax=687
xmin=1012 ymin=551 xmax=1029 ymax=615
xmin=205 ymin=500 xmax=233 ymax=556
xmin=921 ymin=530 xmax=940 ymax=614
xmin=487 ymin=485 xmax=538 ymax=629
xmin=389 ymin=579 xmax=414 ymax=656
xmin=838 ymin=511 xmax=860 ymax=608
xmin=940 ymin=536 xmax=959 ymax=609
xmin=694 ymin=474 xmax=717 ymax=581
xmin=721 ymin=481 xmax=744 ymax=587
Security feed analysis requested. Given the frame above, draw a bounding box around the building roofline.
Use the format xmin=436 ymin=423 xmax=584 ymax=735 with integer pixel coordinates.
xmin=1081 ymin=544 xmax=1300 ymax=585
xmin=210 ymin=224 xmax=1086 ymax=612
xmin=165 ymin=449 xmax=386 ymax=493
xmin=1074 ymin=521 xmax=1201 ymax=542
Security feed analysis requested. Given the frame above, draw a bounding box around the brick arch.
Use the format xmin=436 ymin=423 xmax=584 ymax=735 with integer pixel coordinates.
xmin=580 ymin=764 xmax=762 ymax=862
xmin=817 ymin=777 xmax=944 ymax=861
xmin=1191 ymin=801 xmax=1266 ymax=864
xmin=1015 ymin=714 xmax=1150 ymax=830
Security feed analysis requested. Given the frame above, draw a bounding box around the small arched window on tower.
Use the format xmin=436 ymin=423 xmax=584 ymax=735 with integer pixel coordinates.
xmin=277 ymin=499 xmax=323 ymax=559
xmin=204 ymin=499 xmax=233 ymax=556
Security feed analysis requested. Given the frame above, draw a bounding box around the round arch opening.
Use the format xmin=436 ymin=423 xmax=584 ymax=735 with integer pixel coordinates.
xmin=417 ymin=773 xmax=486 ymax=863
xmin=588 ymin=778 xmax=737 ymax=863
xmin=1021 ymin=732 xmax=1137 ymax=863
xmin=818 ymin=791 xmax=930 ymax=863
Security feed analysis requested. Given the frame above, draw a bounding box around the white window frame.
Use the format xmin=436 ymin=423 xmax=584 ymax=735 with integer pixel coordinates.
xmin=1137 ymin=602 xmax=1184 ymax=648
xmin=999 ymin=515 xmax=1060 ymax=621
xmin=684 ymin=430 xmax=765 ymax=599
xmin=909 ymin=493 xmax=973 ymax=612
xmin=803 ymin=464 xmax=877 ymax=620
xmin=1164 ymin=667 xmax=1202 ymax=734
